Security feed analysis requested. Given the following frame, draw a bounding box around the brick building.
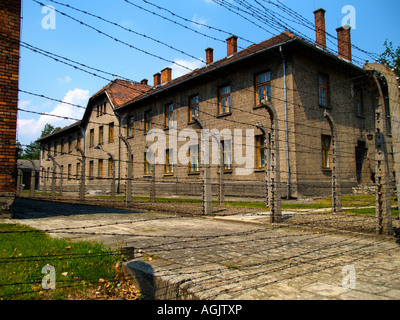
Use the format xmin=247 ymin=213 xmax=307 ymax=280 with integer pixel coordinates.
xmin=38 ymin=9 xmax=391 ymax=199
xmin=0 ymin=0 xmax=21 ymax=218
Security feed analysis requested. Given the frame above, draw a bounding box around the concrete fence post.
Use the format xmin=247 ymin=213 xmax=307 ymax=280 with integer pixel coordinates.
xmin=364 ymin=62 xmax=400 ymax=218
xmin=76 ymin=147 xmax=86 ymax=201
xmin=371 ymin=73 xmax=393 ymax=235
xmin=323 ymin=110 xmax=342 ymax=214
xmin=193 ymin=115 xmax=213 ymax=215
xmin=258 ymin=99 xmax=282 ymax=223
xmin=119 ymin=135 xmax=132 ymax=207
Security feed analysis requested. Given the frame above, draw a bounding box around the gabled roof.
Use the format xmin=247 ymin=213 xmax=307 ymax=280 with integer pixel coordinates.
xmin=91 ymin=79 xmax=151 ymax=108
xmin=118 ymin=32 xmax=297 ymax=109
xmin=118 ymin=31 xmax=365 ymax=109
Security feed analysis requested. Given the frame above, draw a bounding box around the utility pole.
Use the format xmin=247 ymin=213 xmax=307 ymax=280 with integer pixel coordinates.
xmin=323 ymin=110 xmax=342 ymax=214
xmin=28 ymin=159 xmax=36 ymax=198
xmin=364 ymin=62 xmax=400 ymax=217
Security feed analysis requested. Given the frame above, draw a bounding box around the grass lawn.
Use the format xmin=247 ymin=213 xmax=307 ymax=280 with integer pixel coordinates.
xmin=0 ymin=223 xmax=140 ymax=300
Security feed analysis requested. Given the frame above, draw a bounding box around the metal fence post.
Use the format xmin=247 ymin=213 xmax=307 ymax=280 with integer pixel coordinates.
xmin=323 ymin=110 xmax=342 ymax=214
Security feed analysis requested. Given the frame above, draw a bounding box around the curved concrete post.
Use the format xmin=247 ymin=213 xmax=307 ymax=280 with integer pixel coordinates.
xmin=323 ymin=110 xmax=342 ymax=214
xmin=260 ymin=99 xmax=282 ymax=223
xmin=119 ymin=135 xmax=132 ymax=207
xmin=76 ymin=147 xmax=86 ymax=201
xmin=364 ymin=62 xmax=400 ymax=217
xmin=192 ymin=115 xmax=213 ymax=215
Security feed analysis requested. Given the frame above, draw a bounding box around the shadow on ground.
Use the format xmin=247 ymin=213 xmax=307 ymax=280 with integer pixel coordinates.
xmin=13 ymin=197 xmax=144 ymax=219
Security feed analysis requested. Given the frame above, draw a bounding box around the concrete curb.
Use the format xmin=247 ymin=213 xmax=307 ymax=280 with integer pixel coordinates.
xmin=122 ymin=260 xmax=200 ymax=300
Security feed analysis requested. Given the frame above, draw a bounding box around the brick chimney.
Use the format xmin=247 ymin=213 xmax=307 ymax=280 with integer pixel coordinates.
xmin=313 ymin=8 xmax=326 ymax=50
xmin=153 ymin=73 xmax=161 ymax=86
xmin=205 ymin=47 xmax=214 ymax=65
xmin=336 ymin=26 xmax=352 ymax=62
xmin=140 ymin=79 xmax=148 ymax=86
xmin=161 ymin=67 xmax=172 ymax=84
xmin=226 ymin=35 xmax=238 ymax=56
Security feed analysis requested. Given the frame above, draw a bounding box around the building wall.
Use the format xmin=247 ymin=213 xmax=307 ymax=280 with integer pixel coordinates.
xmin=38 ymin=44 xmax=379 ymax=199
xmin=0 ymin=0 xmax=21 ymax=217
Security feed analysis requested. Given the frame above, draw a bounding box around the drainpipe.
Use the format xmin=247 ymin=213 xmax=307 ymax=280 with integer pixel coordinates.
xmin=280 ymin=45 xmax=291 ymax=199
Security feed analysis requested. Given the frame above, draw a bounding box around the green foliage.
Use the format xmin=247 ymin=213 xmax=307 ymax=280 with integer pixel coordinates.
xmin=17 ymin=124 xmax=62 ymax=160
xmin=0 ymin=223 xmax=119 ymax=300
xmin=379 ymin=39 xmax=400 ymax=78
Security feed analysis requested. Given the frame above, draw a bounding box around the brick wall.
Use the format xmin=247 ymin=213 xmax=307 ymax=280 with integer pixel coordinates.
xmin=0 ymin=0 xmax=21 ymax=217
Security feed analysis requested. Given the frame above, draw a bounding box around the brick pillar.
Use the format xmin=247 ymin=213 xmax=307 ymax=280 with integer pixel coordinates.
xmin=0 ymin=0 xmax=21 ymax=218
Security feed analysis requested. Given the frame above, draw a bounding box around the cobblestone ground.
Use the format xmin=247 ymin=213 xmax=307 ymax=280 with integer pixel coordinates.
xmin=5 ymin=197 xmax=400 ymax=300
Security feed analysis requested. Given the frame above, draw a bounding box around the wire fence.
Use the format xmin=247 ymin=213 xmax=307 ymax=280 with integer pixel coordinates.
xmin=5 ymin=0 xmax=400 ymax=301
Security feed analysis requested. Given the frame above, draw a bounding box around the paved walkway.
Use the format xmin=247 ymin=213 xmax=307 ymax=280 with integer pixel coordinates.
xmin=5 ymin=198 xmax=400 ymax=300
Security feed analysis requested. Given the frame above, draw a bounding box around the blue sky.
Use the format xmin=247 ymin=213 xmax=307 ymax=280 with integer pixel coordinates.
xmin=17 ymin=0 xmax=400 ymax=147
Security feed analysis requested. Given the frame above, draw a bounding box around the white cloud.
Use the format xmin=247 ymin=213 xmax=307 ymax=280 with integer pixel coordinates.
xmin=169 ymin=58 xmax=204 ymax=79
xmin=191 ymin=14 xmax=207 ymax=29
xmin=17 ymin=88 xmax=89 ymax=145
xmin=57 ymin=75 xmax=72 ymax=84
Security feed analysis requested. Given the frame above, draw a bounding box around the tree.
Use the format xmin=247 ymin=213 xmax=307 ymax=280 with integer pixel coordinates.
xmin=18 ymin=124 xmax=61 ymax=160
xmin=379 ymin=39 xmax=400 ymax=78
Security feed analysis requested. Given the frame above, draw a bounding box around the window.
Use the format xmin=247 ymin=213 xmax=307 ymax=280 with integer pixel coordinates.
xmin=189 ymin=144 xmax=199 ymax=173
xmin=76 ymin=162 xmax=81 ymax=180
xmin=145 ymin=110 xmax=152 ymax=133
xmin=355 ymin=89 xmax=364 ymax=117
xmin=318 ymin=73 xmax=329 ymax=108
xmin=222 ymin=140 xmax=232 ymax=172
xmin=89 ymin=161 xmax=94 ymax=179
xmin=321 ymin=135 xmax=331 ymax=169
xmin=256 ymin=71 xmax=271 ymax=105
xmin=189 ymin=95 xmax=199 ymax=123
xmin=60 ymin=139 xmax=64 ymax=154
xmin=127 ymin=117 xmax=134 ymax=138
xmin=68 ymin=164 xmax=72 ymax=180
xmin=99 ymin=126 xmax=104 ymax=145
xmin=219 ymin=85 xmax=231 ymax=115
xmin=68 ymin=136 xmax=72 ymax=153
xmin=255 ymin=135 xmax=265 ymax=170
xmin=60 ymin=165 xmax=64 ymax=180
xmin=47 ymin=167 xmax=50 ymax=182
xmin=89 ymin=129 xmax=94 ymax=147
xmin=109 ymin=122 xmax=115 ymax=142
xmin=53 ymin=142 xmax=57 ymax=156
xmin=98 ymin=159 xmax=103 ymax=178
xmin=108 ymin=159 xmax=114 ymax=178
xmin=165 ymin=103 xmax=174 ymax=128
xmin=165 ymin=149 xmax=173 ymax=174
xmin=144 ymin=152 xmax=152 ymax=175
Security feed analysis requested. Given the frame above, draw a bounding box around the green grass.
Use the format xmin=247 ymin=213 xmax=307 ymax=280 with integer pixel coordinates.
xmin=0 ymin=223 xmax=121 ymax=300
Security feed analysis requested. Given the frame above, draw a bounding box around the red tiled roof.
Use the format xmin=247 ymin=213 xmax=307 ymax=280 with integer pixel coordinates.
xmin=117 ymin=32 xmax=296 ymax=109
xmin=92 ymin=79 xmax=151 ymax=108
